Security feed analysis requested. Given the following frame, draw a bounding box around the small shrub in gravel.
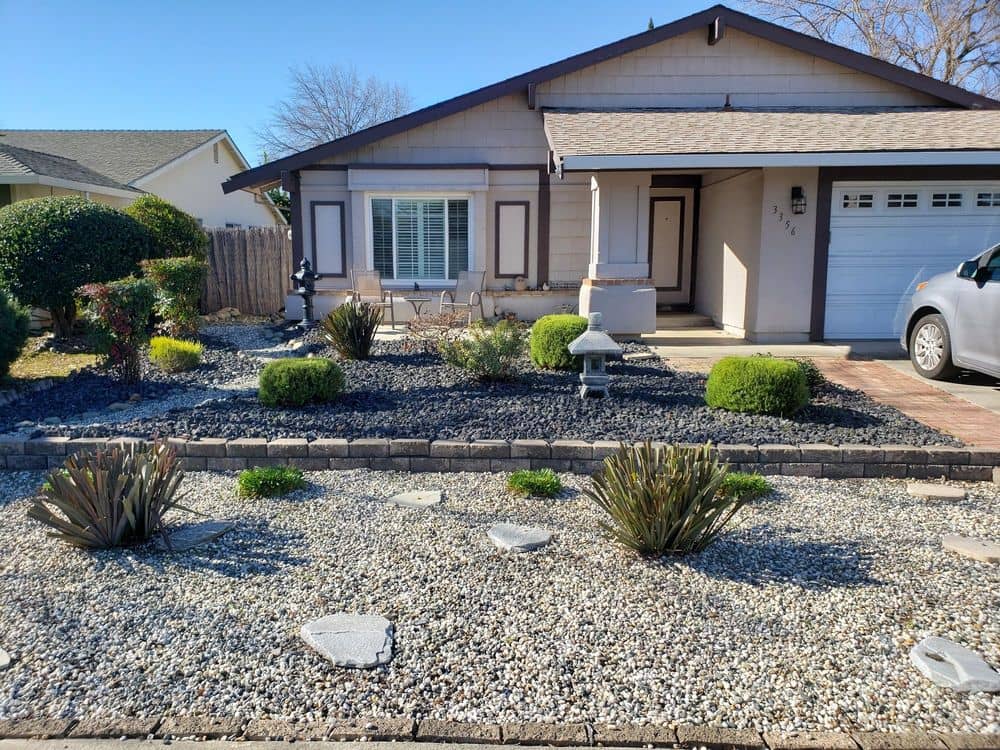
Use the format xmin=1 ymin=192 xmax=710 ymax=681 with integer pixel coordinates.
xmin=705 ymin=356 xmax=809 ymax=417
xmin=530 ymin=314 xmax=588 ymax=370
xmin=719 ymin=472 xmax=772 ymax=501
xmin=507 ymin=468 xmax=562 ymax=498
xmin=78 ymin=276 xmax=157 ymax=384
xmin=0 ymin=292 xmax=30 ymax=379
xmin=149 ymin=336 xmax=203 ymax=372
xmin=237 ymin=466 xmax=306 ymax=498
xmin=585 ymin=442 xmax=740 ymax=555
xmin=141 ymin=256 xmax=208 ymax=338
xmin=258 ymin=357 xmax=344 ymax=407
xmin=440 ymin=319 xmax=527 ymax=382
xmin=28 ymin=442 xmax=185 ymax=549
xmin=321 ymin=301 xmax=382 ymax=360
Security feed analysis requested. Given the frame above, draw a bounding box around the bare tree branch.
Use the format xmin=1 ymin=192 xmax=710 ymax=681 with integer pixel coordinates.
xmin=742 ymin=0 xmax=999 ymax=97
xmin=256 ymin=64 xmax=413 ymax=158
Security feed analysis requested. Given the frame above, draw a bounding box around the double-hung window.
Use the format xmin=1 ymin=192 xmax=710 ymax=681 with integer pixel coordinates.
xmin=371 ymin=196 xmax=470 ymax=281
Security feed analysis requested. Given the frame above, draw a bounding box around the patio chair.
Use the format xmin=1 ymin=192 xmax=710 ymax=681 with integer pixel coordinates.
xmin=351 ymin=270 xmax=396 ymax=328
xmin=439 ymin=270 xmax=485 ymax=324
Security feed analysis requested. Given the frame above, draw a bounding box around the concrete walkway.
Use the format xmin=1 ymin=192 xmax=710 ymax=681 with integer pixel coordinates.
xmin=0 ymin=743 xmax=526 ymax=750
xmin=641 ymin=327 xmax=906 ymax=360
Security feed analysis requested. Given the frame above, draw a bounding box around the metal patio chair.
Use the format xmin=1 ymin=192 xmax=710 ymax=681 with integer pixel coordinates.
xmin=439 ymin=270 xmax=485 ymax=324
xmin=351 ymin=270 xmax=396 ymax=328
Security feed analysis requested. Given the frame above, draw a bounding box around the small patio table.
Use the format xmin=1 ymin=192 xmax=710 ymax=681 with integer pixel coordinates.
xmin=404 ymin=296 xmax=432 ymax=317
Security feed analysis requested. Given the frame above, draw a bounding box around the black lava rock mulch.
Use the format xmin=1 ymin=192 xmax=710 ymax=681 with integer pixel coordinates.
xmin=36 ymin=340 xmax=961 ymax=446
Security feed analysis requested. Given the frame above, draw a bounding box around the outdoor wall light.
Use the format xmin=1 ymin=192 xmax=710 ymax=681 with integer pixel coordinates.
xmin=791 ymin=186 xmax=807 ymax=214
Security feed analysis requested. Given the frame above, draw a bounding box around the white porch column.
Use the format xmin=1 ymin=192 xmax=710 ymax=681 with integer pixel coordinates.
xmin=579 ymin=173 xmax=656 ymax=335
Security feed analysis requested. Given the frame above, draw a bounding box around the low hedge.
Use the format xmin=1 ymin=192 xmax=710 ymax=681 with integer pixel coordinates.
xmin=529 ymin=314 xmax=588 ymax=370
xmin=258 ymin=357 xmax=344 ymax=407
xmin=149 ymin=336 xmax=203 ymax=372
xmin=705 ymin=356 xmax=809 ymax=417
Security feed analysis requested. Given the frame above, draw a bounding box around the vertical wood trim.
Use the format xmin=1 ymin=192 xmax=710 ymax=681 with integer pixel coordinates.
xmin=689 ymin=185 xmax=702 ymax=310
xmin=536 ymin=168 xmax=550 ymax=284
xmin=809 ymin=168 xmax=833 ymax=341
xmin=309 ymin=200 xmax=347 ymax=277
xmin=289 ymin=170 xmax=303 ymax=289
xmin=494 ymin=201 xmax=531 ymax=278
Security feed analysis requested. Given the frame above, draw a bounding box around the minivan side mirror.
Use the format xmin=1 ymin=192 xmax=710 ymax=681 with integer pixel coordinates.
xmin=958 ymin=260 xmax=979 ymax=279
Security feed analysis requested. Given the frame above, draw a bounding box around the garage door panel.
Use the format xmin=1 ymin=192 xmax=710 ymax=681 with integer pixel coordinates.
xmin=825 ymin=181 xmax=1000 ymax=340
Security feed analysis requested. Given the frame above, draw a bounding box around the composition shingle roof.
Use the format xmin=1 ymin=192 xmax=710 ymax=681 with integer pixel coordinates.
xmin=542 ymin=108 xmax=1000 ymax=159
xmin=0 ymin=143 xmax=138 ymax=192
xmin=0 ymin=130 xmax=223 ymax=184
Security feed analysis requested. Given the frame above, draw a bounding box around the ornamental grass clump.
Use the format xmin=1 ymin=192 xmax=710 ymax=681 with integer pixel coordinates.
xmin=585 ymin=442 xmax=744 ymax=555
xmin=28 ymin=442 xmax=187 ymax=549
xmin=529 ymin=314 xmax=588 ymax=370
xmin=258 ymin=357 xmax=344 ymax=407
xmin=78 ymin=276 xmax=157 ymax=383
xmin=705 ymin=355 xmax=809 ymax=417
xmin=321 ymin=301 xmax=382 ymax=360
xmin=149 ymin=336 xmax=203 ymax=372
xmin=718 ymin=472 xmax=773 ymax=501
xmin=237 ymin=466 xmax=306 ymax=498
xmin=507 ymin=468 xmax=562 ymax=498
xmin=141 ymin=255 xmax=208 ymax=338
xmin=440 ymin=319 xmax=527 ymax=382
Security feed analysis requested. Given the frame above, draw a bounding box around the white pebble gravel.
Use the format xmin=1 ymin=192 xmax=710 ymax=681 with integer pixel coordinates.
xmin=0 ymin=470 xmax=997 ymax=733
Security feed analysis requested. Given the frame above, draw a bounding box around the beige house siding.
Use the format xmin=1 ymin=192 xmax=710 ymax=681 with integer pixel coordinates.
xmin=535 ymin=27 xmax=943 ymax=108
xmin=548 ymin=173 xmax=591 ymax=284
xmin=10 ymin=183 xmax=131 ymax=208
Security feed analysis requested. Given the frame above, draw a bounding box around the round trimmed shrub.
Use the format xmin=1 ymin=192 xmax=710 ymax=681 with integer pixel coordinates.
xmin=705 ymin=356 xmax=809 ymax=417
xmin=258 ymin=357 xmax=344 ymax=407
xmin=125 ymin=195 xmax=208 ymax=260
xmin=529 ymin=314 xmax=588 ymax=370
xmin=0 ymin=292 xmax=30 ymax=379
xmin=149 ymin=336 xmax=203 ymax=373
xmin=0 ymin=197 xmax=154 ymax=337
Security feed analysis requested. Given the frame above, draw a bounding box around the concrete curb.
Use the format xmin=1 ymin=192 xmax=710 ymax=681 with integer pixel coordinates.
xmin=0 ymin=718 xmax=996 ymax=749
xmin=0 ymin=436 xmax=997 ymax=482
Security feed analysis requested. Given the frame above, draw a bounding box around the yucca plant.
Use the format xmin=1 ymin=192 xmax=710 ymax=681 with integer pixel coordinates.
xmin=584 ymin=442 xmax=743 ymax=555
xmin=28 ymin=442 xmax=187 ymax=549
xmin=321 ymin=301 xmax=383 ymax=360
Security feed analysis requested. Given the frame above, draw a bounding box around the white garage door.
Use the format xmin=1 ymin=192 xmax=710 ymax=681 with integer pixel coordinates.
xmin=825 ymin=181 xmax=1000 ymax=339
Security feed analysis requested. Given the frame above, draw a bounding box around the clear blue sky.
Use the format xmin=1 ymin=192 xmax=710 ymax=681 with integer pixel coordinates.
xmin=0 ymin=0 xmax=713 ymax=168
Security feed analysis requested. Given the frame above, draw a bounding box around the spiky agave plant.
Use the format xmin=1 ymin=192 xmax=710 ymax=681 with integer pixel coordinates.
xmin=584 ymin=442 xmax=741 ymax=555
xmin=321 ymin=301 xmax=383 ymax=360
xmin=28 ymin=442 xmax=187 ymax=549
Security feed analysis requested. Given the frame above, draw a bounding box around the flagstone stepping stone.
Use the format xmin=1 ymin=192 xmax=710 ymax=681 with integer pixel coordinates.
xmin=942 ymin=534 xmax=1000 ymax=563
xmin=623 ymin=351 xmax=657 ymax=362
xmin=910 ymin=636 xmax=1000 ymax=692
xmin=907 ymin=482 xmax=966 ymax=501
xmin=0 ymin=648 xmax=9 ymax=670
xmin=386 ymin=490 xmax=442 ymax=508
xmin=300 ymin=614 xmax=393 ymax=668
xmin=487 ymin=523 xmax=553 ymax=553
xmin=155 ymin=520 xmax=235 ymax=552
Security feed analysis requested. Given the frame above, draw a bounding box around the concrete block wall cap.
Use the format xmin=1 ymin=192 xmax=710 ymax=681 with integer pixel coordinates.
xmin=157 ymin=716 xmax=245 ymax=739
xmin=851 ymin=731 xmax=948 ymax=750
xmin=762 ymin=730 xmax=861 ymax=750
xmin=500 ymin=721 xmax=589 ymax=746
xmin=266 ymin=438 xmax=309 ymax=457
xmin=593 ymin=723 xmax=678 ymax=747
xmin=308 ymin=438 xmax=350 ymax=457
xmin=0 ymin=719 xmax=74 ymax=739
xmin=326 ymin=718 xmax=416 ymax=741
xmin=67 ymin=718 xmax=162 ymax=739
xmin=243 ymin=719 xmax=329 ymax=741
xmin=416 ymin=719 xmax=503 ymax=744
xmin=470 ymin=440 xmax=511 ymax=458
xmin=390 ymin=439 xmax=430 ymax=456
xmin=675 ymin=725 xmax=765 ymax=749
xmin=431 ymin=440 xmax=472 ymax=458
xmin=0 ymin=438 xmax=26 ymax=455
xmin=937 ymin=733 xmax=1000 ymax=750
xmin=510 ymin=439 xmax=551 ymax=458
xmin=226 ymin=438 xmax=268 ymax=457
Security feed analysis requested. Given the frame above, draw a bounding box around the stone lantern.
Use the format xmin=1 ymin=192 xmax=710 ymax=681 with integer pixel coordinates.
xmin=290 ymin=257 xmax=324 ymax=329
xmin=568 ymin=312 xmax=622 ymax=398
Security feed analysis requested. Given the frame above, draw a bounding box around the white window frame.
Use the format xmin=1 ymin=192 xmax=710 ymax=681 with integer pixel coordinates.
xmin=365 ymin=192 xmax=474 ymax=287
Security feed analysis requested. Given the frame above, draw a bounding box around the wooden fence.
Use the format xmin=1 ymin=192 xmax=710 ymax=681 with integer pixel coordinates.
xmin=201 ymin=227 xmax=292 ymax=315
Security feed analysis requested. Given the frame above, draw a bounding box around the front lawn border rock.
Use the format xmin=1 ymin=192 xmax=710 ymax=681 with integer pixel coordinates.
xmin=1 ymin=436 xmax=997 ymax=481
xmin=1 ymin=717 xmax=997 ymax=749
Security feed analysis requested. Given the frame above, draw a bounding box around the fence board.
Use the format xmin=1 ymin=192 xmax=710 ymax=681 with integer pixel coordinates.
xmin=201 ymin=227 xmax=291 ymax=315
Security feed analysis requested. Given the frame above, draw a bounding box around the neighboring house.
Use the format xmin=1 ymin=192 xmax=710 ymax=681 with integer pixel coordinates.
xmin=222 ymin=4 xmax=1000 ymax=341
xmin=1 ymin=130 xmax=285 ymax=227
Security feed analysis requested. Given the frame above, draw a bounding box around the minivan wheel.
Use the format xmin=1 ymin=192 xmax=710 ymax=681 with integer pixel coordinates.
xmin=910 ymin=314 xmax=958 ymax=380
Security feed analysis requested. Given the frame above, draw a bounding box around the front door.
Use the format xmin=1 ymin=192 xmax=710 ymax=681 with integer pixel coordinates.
xmin=648 ymin=195 xmax=693 ymax=307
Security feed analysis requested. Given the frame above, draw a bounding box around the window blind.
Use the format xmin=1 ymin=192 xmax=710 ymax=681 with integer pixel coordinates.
xmin=371 ymin=197 xmax=469 ymax=280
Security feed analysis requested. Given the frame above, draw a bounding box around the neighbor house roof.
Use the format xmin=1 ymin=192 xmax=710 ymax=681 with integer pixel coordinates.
xmin=0 ymin=129 xmax=224 ymax=185
xmin=544 ymin=108 xmax=1000 ymax=167
xmin=0 ymin=143 xmax=141 ymax=195
xmin=222 ymin=3 xmax=1000 ymax=193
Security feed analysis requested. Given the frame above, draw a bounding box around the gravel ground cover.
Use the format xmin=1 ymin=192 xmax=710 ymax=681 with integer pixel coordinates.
xmin=2 ymin=324 xmax=959 ymax=446
xmin=0 ymin=470 xmax=997 ymax=732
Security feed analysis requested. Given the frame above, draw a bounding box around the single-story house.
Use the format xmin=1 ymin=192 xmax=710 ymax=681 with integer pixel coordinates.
xmin=222 ymin=4 xmax=1000 ymax=341
xmin=1 ymin=130 xmax=285 ymax=227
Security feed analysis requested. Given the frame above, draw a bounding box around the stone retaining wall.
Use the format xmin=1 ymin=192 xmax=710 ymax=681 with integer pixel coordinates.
xmin=0 ymin=715 xmax=997 ymax=748
xmin=1 ymin=436 xmax=998 ymax=481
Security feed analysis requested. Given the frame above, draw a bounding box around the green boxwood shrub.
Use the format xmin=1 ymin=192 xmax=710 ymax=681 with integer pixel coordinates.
xmin=529 ymin=314 xmax=588 ymax=370
xmin=0 ymin=197 xmax=155 ymax=336
xmin=141 ymin=256 xmax=208 ymax=338
xmin=705 ymin=356 xmax=809 ymax=417
xmin=149 ymin=336 xmax=203 ymax=372
xmin=125 ymin=195 xmax=208 ymax=260
xmin=237 ymin=466 xmax=306 ymax=498
xmin=258 ymin=357 xmax=344 ymax=407
xmin=0 ymin=292 xmax=30 ymax=379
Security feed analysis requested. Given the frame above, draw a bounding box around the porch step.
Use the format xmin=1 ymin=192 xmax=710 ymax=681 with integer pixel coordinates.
xmin=655 ymin=313 xmax=714 ymax=330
